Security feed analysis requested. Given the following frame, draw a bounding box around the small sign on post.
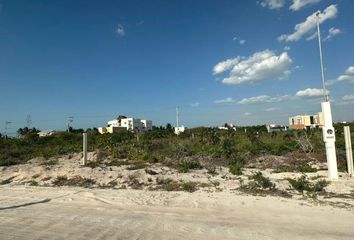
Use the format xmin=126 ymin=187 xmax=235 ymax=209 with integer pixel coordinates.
xmin=344 ymin=126 xmax=353 ymax=177
xmin=82 ymin=133 xmax=87 ymax=166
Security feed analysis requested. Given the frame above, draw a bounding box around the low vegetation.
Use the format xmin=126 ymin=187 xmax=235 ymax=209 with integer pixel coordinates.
xmin=1 ymin=123 xmax=353 ymax=174
xmin=52 ymin=176 xmax=96 ymax=188
xmin=240 ymin=172 xmax=291 ymax=198
xmin=288 ymin=175 xmax=328 ymax=193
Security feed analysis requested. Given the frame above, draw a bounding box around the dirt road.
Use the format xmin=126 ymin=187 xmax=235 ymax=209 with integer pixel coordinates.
xmin=0 ymin=186 xmax=353 ymax=240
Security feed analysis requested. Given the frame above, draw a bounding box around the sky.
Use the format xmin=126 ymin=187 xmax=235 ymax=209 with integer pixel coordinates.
xmin=0 ymin=0 xmax=353 ymax=133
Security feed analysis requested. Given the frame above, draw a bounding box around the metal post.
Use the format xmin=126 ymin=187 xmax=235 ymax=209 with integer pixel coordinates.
xmin=316 ymin=11 xmax=338 ymax=180
xmin=176 ymin=106 xmax=179 ymax=128
xmin=316 ymin=11 xmax=328 ymax=102
xmin=344 ymin=126 xmax=353 ymax=176
xmin=82 ymin=133 xmax=87 ymax=166
xmin=321 ymin=102 xmax=338 ymax=180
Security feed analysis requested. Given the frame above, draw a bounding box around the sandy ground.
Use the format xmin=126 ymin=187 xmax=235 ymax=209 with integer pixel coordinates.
xmin=1 ymin=152 xmax=354 ymax=239
xmin=0 ymin=185 xmax=353 ymax=240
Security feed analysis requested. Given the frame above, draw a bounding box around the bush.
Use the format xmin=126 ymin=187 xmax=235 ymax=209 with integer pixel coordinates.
xmin=229 ymin=164 xmax=242 ymax=175
xmin=182 ymin=182 xmax=198 ymax=192
xmin=178 ymin=160 xmax=202 ymax=173
xmin=288 ymin=175 xmax=328 ymax=193
xmin=249 ymin=172 xmax=275 ymax=190
xmin=52 ymin=176 xmax=96 ymax=188
xmin=229 ymin=158 xmax=245 ymax=175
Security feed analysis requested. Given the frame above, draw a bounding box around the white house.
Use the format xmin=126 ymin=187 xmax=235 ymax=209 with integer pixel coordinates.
xmin=266 ymin=124 xmax=288 ymax=133
xmin=174 ymin=126 xmax=185 ymax=135
xmin=38 ymin=130 xmax=56 ymax=137
xmin=218 ymin=123 xmax=236 ymax=131
xmin=99 ymin=115 xmax=152 ymax=134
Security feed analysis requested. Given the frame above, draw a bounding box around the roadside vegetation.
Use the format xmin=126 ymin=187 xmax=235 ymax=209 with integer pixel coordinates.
xmin=0 ymin=123 xmax=353 ymax=174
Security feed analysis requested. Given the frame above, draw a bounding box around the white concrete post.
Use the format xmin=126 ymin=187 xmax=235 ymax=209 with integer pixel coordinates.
xmin=82 ymin=133 xmax=87 ymax=166
xmin=321 ymin=102 xmax=338 ymax=180
xmin=344 ymin=126 xmax=353 ymax=176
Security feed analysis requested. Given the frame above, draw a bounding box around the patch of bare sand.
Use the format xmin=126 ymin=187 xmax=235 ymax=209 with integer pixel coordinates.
xmin=0 ymin=185 xmax=353 ymax=240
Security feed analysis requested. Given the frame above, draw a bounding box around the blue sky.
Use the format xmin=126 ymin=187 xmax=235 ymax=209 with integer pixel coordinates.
xmin=0 ymin=0 xmax=353 ymax=133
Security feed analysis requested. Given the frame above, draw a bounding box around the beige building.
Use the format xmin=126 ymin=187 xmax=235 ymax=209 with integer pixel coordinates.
xmin=289 ymin=112 xmax=324 ymax=130
xmin=98 ymin=115 xmax=153 ymax=134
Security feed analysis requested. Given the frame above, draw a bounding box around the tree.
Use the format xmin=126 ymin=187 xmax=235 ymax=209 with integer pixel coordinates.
xmin=17 ymin=127 xmax=40 ymax=136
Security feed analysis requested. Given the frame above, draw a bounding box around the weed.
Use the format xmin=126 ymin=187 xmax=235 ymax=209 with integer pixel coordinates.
xmin=28 ymin=180 xmax=38 ymax=186
xmin=0 ymin=176 xmax=15 ymax=185
xmin=178 ymin=160 xmax=202 ymax=173
xmin=126 ymin=161 xmax=148 ymax=170
xmin=42 ymin=176 xmax=51 ymax=181
xmin=106 ymin=159 xmax=129 ymax=167
xmin=86 ymin=160 xmax=103 ymax=168
xmin=145 ymin=168 xmax=158 ymax=175
xmin=287 ymin=175 xmax=328 ymax=193
xmin=229 ymin=158 xmax=245 ymax=175
xmin=52 ymin=176 xmax=96 ymax=188
xmin=182 ymin=181 xmax=198 ymax=192
xmin=41 ymin=158 xmax=58 ymax=166
xmin=206 ymin=166 xmax=217 ymax=175
xmin=238 ymin=172 xmax=289 ymax=197
xmin=249 ymin=172 xmax=275 ymax=190
xmin=229 ymin=164 xmax=242 ymax=175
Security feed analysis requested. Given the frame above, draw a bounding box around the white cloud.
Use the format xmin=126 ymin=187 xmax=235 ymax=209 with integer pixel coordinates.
xmin=213 ymin=57 xmax=240 ymax=75
xmin=337 ymin=75 xmax=354 ymax=82
xmin=244 ymin=112 xmax=252 ymax=116
xmin=306 ymin=32 xmax=317 ymax=41
xmin=232 ymin=36 xmax=238 ymax=41
xmin=342 ymin=95 xmax=354 ymax=101
xmin=214 ymin=50 xmax=292 ymax=85
xmin=324 ymin=27 xmax=342 ymax=41
xmin=191 ymin=102 xmax=200 ymax=107
xmin=238 ymin=95 xmax=291 ymax=104
xmin=295 ymin=88 xmax=327 ymax=98
xmin=264 ymin=107 xmax=280 ymax=111
xmin=116 ymin=24 xmax=125 ymax=37
xmin=290 ymin=0 xmax=322 ymax=11
xmin=239 ymin=39 xmax=246 ymax=45
xmin=283 ymin=46 xmax=291 ymax=51
xmin=278 ymin=4 xmax=337 ymax=42
xmin=260 ymin=0 xmax=285 ymax=10
xmin=345 ymin=66 xmax=354 ymax=75
xmin=215 ymin=97 xmax=235 ymax=104
xmin=329 ymin=66 xmax=354 ymax=85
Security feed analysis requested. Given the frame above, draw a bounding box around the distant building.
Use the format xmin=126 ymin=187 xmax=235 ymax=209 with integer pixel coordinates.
xmin=289 ymin=112 xmax=324 ymax=130
xmin=266 ymin=124 xmax=288 ymax=133
xmin=218 ymin=123 xmax=237 ymax=131
xmin=38 ymin=130 xmax=56 ymax=137
xmin=174 ymin=126 xmax=185 ymax=135
xmin=98 ymin=115 xmax=152 ymax=134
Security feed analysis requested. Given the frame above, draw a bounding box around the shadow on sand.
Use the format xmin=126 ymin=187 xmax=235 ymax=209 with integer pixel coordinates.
xmin=0 ymin=199 xmax=51 ymax=211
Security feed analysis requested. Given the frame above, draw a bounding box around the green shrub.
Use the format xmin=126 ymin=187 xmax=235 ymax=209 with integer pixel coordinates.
xmin=178 ymin=160 xmax=202 ymax=173
xmin=288 ymin=175 xmax=328 ymax=193
xmin=52 ymin=176 xmax=96 ymax=188
xmin=229 ymin=164 xmax=242 ymax=175
xmin=182 ymin=181 xmax=198 ymax=192
xmin=249 ymin=172 xmax=275 ymax=190
xmin=229 ymin=158 xmax=245 ymax=175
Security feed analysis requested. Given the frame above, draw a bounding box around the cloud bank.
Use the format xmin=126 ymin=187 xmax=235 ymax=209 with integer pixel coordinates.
xmin=213 ymin=50 xmax=292 ymax=85
xmin=278 ymin=4 xmax=337 ymax=42
xmin=290 ymin=0 xmax=322 ymax=11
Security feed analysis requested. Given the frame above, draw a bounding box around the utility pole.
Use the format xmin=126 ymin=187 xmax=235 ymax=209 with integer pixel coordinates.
xmin=26 ymin=114 xmax=32 ymax=128
xmin=67 ymin=116 xmax=74 ymax=132
xmin=316 ymin=11 xmax=338 ymax=180
xmin=176 ymin=106 xmax=179 ymax=128
xmin=82 ymin=132 xmax=87 ymax=166
xmin=5 ymin=121 xmax=12 ymax=138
